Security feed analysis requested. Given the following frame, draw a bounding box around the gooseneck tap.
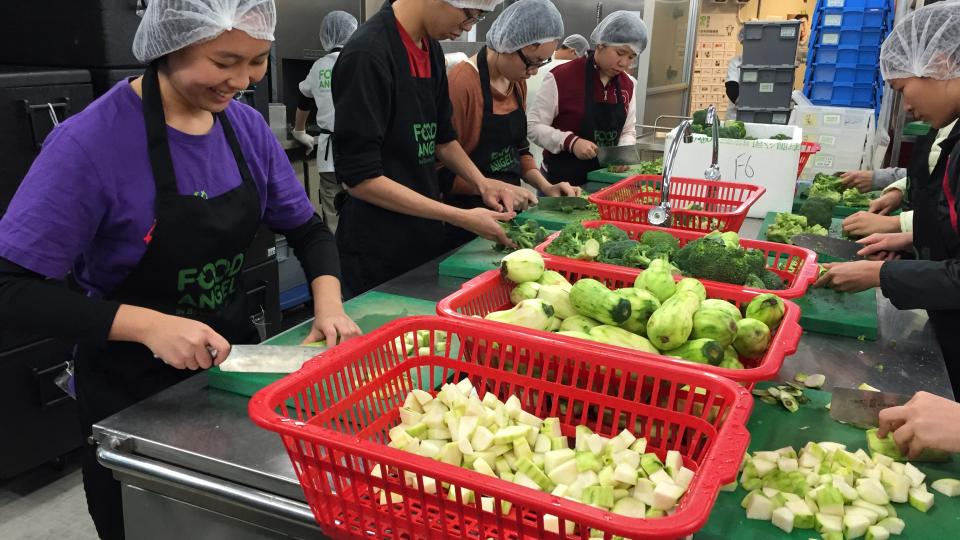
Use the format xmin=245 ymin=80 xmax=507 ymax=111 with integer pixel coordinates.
xmin=704 ymin=105 xmax=721 ymax=181
xmin=647 ymin=121 xmax=693 ymax=227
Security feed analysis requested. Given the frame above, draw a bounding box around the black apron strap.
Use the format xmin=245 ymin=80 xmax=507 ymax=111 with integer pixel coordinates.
xmin=142 ymin=63 xmax=179 ymax=195
xmin=217 ymin=109 xmax=257 ymax=188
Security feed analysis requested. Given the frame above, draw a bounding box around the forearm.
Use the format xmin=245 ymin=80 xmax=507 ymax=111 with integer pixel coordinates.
xmin=872 ymin=168 xmax=907 ymax=190
xmin=348 ymin=176 xmax=460 ymax=223
xmin=522 ymin=168 xmax=553 ymax=192
xmin=880 ymin=258 xmax=960 ymax=310
xmin=293 ymin=108 xmax=310 ymax=132
xmin=108 ymin=304 xmax=160 ymax=344
xmin=437 ymin=141 xmax=486 ymax=190
xmin=310 ymin=275 xmax=344 ymax=312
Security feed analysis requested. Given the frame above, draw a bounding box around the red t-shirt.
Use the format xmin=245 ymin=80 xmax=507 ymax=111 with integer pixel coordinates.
xmin=395 ymin=19 xmax=431 ymax=78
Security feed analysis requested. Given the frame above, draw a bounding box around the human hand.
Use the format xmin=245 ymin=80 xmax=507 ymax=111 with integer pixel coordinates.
xmin=541 ymin=182 xmax=582 ymax=197
xmin=840 ymin=170 xmax=874 ymax=192
xmin=813 ymin=260 xmax=884 ymax=293
xmin=607 ymin=165 xmax=630 ymax=173
xmin=143 ymin=313 xmax=230 ymax=371
xmin=573 ymin=138 xmax=598 ymax=160
xmin=456 ymin=207 xmax=517 ymax=246
xmin=842 ymin=211 xmax=901 ymax=237
xmin=878 ymin=391 xmax=960 ymax=458
xmin=869 ymin=190 xmax=904 ymax=215
xmin=856 ymin=232 xmax=913 ymax=261
xmin=480 ymin=179 xmax=537 ymax=212
xmin=292 ymin=130 xmax=316 ymax=154
xmin=301 ymin=305 xmax=362 ymax=346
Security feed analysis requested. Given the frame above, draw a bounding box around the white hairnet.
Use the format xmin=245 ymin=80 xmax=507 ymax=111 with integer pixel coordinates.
xmin=880 ymin=1 xmax=960 ymax=81
xmin=486 ymin=0 xmax=563 ymax=53
xmin=133 ymin=0 xmax=276 ymax=63
xmin=319 ymin=11 xmax=357 ymax=50
xmin=443 ymin=0 xmax=504 ymax=11
xmin=590 ymin=11 xmax=648 ymax=55
xmin=561 ymin=34 xmax=590 ymax=57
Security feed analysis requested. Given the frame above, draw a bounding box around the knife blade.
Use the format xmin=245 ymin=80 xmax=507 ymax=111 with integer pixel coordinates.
xmin=597 ymin=144 xmax=641 ymax=167
xmin=216 ymin=344 xmax=328 ymax=373
xmin=829 ymin=387 xmax=911 ymax=428
xmin=791 ymin=234 xmax=864 ymax=261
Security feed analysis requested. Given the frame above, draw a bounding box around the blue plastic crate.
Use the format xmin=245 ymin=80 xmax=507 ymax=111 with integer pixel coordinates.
xmin=818 ymin=7 xmax=889 ymax=29
xmin=807 ymin=81 xmax=877 ymax=107
xmin=819 ymin=0 xmax=889 ymax=9
xmin=810 ymin=63 xmax=878 ymax=84
xmin=819 ymin=27 xmax=884 ymax=48
xmin=812 ymin=44 xmax=881 ymax=65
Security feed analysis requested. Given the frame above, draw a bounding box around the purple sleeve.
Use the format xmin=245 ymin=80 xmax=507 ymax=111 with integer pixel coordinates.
xmin=0 ymin=128 xmax=109 ymax=279
xmin=257 ymin=121 xmax=317 ymax=230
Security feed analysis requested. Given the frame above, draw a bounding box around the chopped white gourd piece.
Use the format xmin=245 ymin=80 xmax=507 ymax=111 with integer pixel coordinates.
xmin=843 ymin=513 xmax=871 ymax=540
xmin=652 ymin=482 xmax=686 ymax=511
xmin=931 ymin=478 xmax=960 ymax=497
xmin=771 ymin=506 xmax=794 ymax=533
xmin=857 ymin=479 xmax=890 ymax=505
xmin=865 ymin=525 xmax=890 ymax=540
xmin=902 ymin=463 xmax=926 ymax=489
xmin=876 ymin=517 xmax=905 ymax=535
xmin=745 ymin=493 xmax=774 ymax=521
xmin=908 ymin=486 xmax=934 ymax=512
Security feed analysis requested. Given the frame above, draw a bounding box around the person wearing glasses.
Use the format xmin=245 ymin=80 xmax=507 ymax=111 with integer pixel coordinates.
xmin=332 ymin=0 xmax=537 ymax=297
xmin=440 ymin=0 xmax=579 ymax=248
xmin=527 ymin=11 xmax=648 ymax=186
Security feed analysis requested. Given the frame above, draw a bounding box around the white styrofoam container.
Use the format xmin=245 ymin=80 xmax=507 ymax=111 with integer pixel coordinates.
xmin=665 ymin=122 xmax=802 ymax=218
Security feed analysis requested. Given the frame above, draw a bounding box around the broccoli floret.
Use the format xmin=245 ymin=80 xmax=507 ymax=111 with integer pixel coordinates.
xmin=594 ymin=224 xmax=629 ymax=244
xmin=545 ymin=223 xmax=597 ymax=259
xmin=622 ymin=244 xmax=653 ymax=268
xmin=692 ymin=109 xmax=708 ymax=126
xmin=640 ymin=230 xmax=680 ymax=257
xmin=597 ymin=240 xmax=640 ymax=265
xmin=808 ymin=183 xmax=842 ymax=204
xmin=672 ymin=237 xmax=762 ymax=286
xmin=744 ymin=274 xmax=765 ymax=288
xmin=761 ymin=269 xmax=786 ymax=290
xmin=841 ymin=188 xmax=872 ymax=207
xmin=766 ymin=213 xmax=808 ymax=244
xmin=728 ymin=120 xmax=747 ymax=139
xmin=805 ymin=224 xmax=828 ymax=236
xmin=798 ymin=196 xmax=836 ymax=229
xmin=812 ymin=173 xmax=844 ymax=192
xmin=495 ymin=219 xmax=548 ymax=251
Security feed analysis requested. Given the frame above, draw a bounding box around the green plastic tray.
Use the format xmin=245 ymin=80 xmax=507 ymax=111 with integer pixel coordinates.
xmin=700 ymin=383 xmax=960 ymax=539
xmin=207 ymin=291 xmax=438 ymax=397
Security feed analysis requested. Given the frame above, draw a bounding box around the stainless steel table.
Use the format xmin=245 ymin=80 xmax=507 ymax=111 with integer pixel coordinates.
xmin=93 ymin=218 xmax=952 ymax=539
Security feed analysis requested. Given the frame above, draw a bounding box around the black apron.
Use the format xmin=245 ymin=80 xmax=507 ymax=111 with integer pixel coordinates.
xmin=543 ymin=53 xmax=628 ymax=186
xmin=910 ymin=129 xmax=960 ymax=399
xmin=336 ymin=7 xmax=447 ymax=298
xmin=442 ymin=47 xmax=525 ymax=249
xmin=75 ymin=63 xmax=262 ymax=540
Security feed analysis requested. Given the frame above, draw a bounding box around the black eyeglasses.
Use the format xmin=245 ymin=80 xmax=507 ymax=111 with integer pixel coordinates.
xmin=460 ymin=8 xmax=489 ymax=27
xmin=516 ymin=49 xmax=552 ymax=71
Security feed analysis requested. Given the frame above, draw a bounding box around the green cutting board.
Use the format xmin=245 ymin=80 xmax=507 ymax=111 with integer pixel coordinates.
xmin=207 ymin=291 xmax=438 ymax=397
xmin=757 ymin=212 xmax=879 ymax=340
xmin=437 ymin=237 xmax=505 ymax=279
xmin=516 ymin=205 xmax=599 ymax=231
xmin=699 ymin=383 xmax=960 ymax=538
xmin=586 ymin=167 xmax=635 ymax=184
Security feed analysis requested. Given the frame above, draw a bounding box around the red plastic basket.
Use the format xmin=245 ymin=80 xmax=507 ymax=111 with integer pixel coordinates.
xmin=534 ymin=220 xmax=819 ymax=300
xmin=797 ymin=142 xmax=821 ymax=180
xmin=249 ymin=316 xmax=753 ymax=540
xmin=587 ymin=175 xmax=765 ymax=232
xmin=437 ymin=259 xmax=802 ymax=391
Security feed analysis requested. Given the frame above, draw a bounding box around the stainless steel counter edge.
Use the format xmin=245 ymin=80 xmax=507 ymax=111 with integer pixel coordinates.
xmin=96 ymin=444 xmax=316 ymax=526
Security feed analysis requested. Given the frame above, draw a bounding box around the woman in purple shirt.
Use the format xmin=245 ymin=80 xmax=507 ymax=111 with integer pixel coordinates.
xmin=0 ymin=1 xmax=360 ymax=537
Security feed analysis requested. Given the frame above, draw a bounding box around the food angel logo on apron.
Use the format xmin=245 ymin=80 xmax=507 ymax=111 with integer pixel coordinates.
xmin=414 ymin=122 xmax=437 ymax=164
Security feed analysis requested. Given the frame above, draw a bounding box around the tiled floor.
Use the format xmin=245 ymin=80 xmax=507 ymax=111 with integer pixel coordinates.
xmin=0 ymin=450 xmax=97 ymax=539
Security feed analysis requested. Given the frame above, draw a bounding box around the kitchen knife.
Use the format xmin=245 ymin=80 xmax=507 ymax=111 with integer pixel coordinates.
xmin=791 ymin=234 xmax=864 ymax=261
xmin=597 ymin=144 xmax=641 ymax=167
xmin=829 ymin=386 xmax=911 ymax=428
xmin=216 ymin=344 xmax=328 ymax=373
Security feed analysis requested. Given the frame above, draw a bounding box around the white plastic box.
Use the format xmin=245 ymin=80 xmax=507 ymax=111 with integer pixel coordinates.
xmin=665 ymin=122 xmax=803 ymax=218
xmin=789 ymin=105 xmax=875 ymax=180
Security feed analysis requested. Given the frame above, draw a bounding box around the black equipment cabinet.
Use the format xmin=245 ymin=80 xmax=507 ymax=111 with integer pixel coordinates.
xmin=0 ymin=67 xmax=94 ymax=215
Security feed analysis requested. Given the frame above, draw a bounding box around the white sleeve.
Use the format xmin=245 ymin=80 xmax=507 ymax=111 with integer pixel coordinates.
xmin=619 ymin=75 xmax=638 ymax=146
xmin=526 ymin=72 xmax=573 ymax=155
xmin=298 ymin=61 xmax=319 ymax=98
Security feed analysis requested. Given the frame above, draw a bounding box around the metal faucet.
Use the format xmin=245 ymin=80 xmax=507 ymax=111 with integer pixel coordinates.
xmin=647 ymin=121 xmax=693 ymax=227
xmin=704 ymin=105 xmax=722 ymax=181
